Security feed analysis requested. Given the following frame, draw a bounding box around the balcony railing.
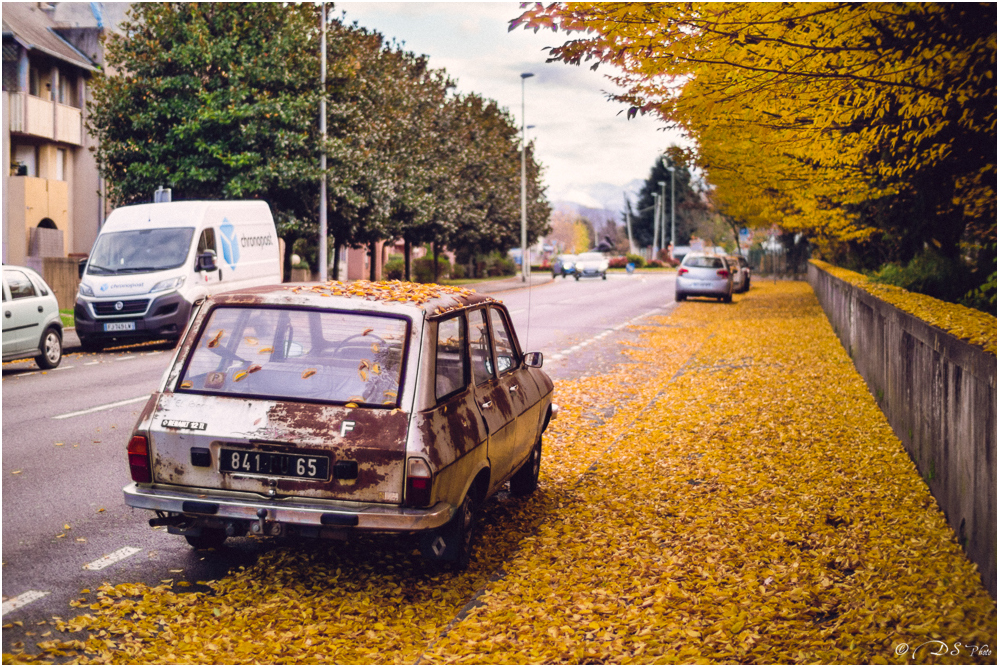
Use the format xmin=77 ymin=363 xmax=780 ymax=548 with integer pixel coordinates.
xmin=8 ymin=92 xmax=82 ymax=146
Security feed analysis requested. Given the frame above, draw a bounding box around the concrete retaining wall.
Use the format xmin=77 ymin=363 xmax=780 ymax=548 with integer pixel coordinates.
xmin=808 ymin=263 xmax=996 ymax=597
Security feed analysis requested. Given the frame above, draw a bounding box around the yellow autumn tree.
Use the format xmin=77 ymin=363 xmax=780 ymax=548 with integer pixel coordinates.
xmin=513 ymin=3 xmax=996 ymax=265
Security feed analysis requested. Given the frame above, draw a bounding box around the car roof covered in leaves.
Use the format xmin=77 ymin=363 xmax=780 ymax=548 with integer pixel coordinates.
xmin=209 ymin=280 xmax=498 ymax=318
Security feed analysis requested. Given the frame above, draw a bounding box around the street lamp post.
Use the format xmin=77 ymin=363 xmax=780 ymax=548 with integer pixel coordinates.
xmin=657 ymin=180 xmax=666 ymax=261
xmin=318 ymin=2 xmax=328 ymax=282
xmin=668 ymin=166 xmax=675 ymax=261
xmin=520 ymin=72 xmax=534 ymax=282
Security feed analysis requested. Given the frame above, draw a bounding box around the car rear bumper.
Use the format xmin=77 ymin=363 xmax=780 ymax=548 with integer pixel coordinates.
xmin=675 ymin=276 xmax=731 ymax=297
xmin=123 ymin=482 xmax=454 ymax=533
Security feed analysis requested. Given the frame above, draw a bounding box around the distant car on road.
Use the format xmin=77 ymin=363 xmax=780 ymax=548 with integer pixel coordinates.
xmin=675 ymin=253 xmax=733 ymax=302
xmin=573 ymin=252 xmax=609 ymax=281
xmin=122 ymin=281 xmax=556 ymax=570
xmin=2 ymin=265 xmax=63 ymax=369
xmin=552 ymin=254 xmax=577 ymax=278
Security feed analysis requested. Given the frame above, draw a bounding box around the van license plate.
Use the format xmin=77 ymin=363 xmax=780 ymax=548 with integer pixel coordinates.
xmin=220 ymin=449 xmax=330 ymax=480
xmin=104 ymin=321 xmax=136 ymax=332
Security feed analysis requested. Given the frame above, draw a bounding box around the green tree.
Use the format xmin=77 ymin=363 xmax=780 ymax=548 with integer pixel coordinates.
xmin=631 ymin=151 xmax=702 ymax=249
xmin=89 ymin=2 xmax=321 ymax=230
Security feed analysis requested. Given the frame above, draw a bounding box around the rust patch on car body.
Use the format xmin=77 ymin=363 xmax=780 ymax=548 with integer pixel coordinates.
xmin=412 ymin=390 xmax=487 ymax=470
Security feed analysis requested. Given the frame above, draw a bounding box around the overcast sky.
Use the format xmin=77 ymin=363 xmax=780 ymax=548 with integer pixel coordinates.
xmin=336 ymin=2 xmax=688 ymax=210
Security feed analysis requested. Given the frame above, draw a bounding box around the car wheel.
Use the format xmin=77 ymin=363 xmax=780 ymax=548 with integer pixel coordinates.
xmin=35 ymin=327 xmax=62 ymax=369
xmin=724 ymin=293 xmax=733 ymax=303
xmin=510 ymin=437 xmax=542 ymax=497
xmin=574 ymin=274 xmax=580 ymax=281
xmin=602 ymin=273 xmax=607 ymax=280
xmin=676 ymin=293 xmax=686 ymax=302
xmin=744 ymin=277 xmax=751 ymax=291
xmin=450 ymin=492 xmax=477 ymax=571
xmin=184 ymin=528 xmax=227 ymax=550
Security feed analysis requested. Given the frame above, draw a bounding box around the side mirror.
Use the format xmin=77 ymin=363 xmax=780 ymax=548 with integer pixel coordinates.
xmin=78 ymin=257 xmax=87 ymax=279
xmin=196 ymin=250 xmax=217 ymax=272
xmin=524 ymin=351 xmax=543 ymax=368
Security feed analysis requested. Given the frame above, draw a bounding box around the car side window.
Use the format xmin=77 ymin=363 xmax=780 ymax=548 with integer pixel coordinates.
xmin=435 ymin=314 xmax=467 ymax=400
xmin=469 ymin=309 xmax=494 ymax=385
xmin=489 ymin=308 xmax=519 ymax=374
xmin=6 ymin=270 xmax=37 ymax=299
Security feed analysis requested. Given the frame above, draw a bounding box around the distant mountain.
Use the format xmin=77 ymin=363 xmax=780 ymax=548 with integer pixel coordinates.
xmin=549 ymin=179 xmax=645 ymax=222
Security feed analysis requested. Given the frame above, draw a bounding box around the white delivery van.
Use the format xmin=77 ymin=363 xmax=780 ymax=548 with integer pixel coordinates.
xmin=75 ymin=200 xmax=281 ymax=350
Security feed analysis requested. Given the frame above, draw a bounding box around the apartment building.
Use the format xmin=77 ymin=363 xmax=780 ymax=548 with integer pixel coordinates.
xmin=1 ymin=2 xmax=117 ymax=268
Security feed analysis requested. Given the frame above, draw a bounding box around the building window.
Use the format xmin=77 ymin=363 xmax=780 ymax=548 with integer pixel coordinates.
xmin=28 ymin=66 xmax=40 ymax=96
xmin=14 ymin=145 xmax=37 ymax=177
xmin=56 ymin=149 xmax=66 ymax=181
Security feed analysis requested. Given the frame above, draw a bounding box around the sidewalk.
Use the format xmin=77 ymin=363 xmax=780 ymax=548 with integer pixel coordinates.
xmin=15 ymin=281 xmax=995 ymax=665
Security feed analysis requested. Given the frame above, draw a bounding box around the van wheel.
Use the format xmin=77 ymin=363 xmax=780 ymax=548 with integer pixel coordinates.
xmin=602 ymin=273 xmax=607 ymax=280
xmin=510 ymin=437 xmax=541 ymax=497
xmin=574 ymin=274 xmax=580 ymax=281
xmin=185 ymin=529 xmax=226 ymax=550
xmin=35 ymin=327 xmax=62 ymax=369
xmin=676 ymin=293 xmax=686 ymax=302
xmin=79 ymin=336 xmax=104 ymax=353
xmin=723 ymin=293 xmax=733 ymax=303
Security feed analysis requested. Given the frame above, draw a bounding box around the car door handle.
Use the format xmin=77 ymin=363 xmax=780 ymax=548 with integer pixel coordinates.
xmin=480 ymin=401 xmax=493 ymax=409
xmin=4 ymin=311 xmax=10 ymax=318
xmin=38 ymin=305 xmax=44 ymax=313
xmin=509 ymin=385 xmax=519 ymax=393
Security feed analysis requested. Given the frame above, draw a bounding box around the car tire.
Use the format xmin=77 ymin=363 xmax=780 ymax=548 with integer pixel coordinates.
xmin=676 ymin=293 xmax=686 ymax=302
xmin=450 ymin=492 xmax=477 ymax=571
xmin=574 ymin=274 xmax=580 ymax=281
xmin=184 ymin=528 xmax=227 ymax=550
xmin=510 ymin=437 xmax=541 ymax=497
xmin=723 ymin=293 xmax=733 ymax=303
xmin=602 ymin=273 xmax=607 ymax=280
xmin=744 ymin=277 xmax=751 ymax=291
xmin=35 ymin=327 xmax=62 ymax=369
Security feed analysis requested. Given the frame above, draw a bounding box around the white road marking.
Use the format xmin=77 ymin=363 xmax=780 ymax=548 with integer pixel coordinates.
xmin=2 ymin=590 xmax=49 ymax=617
xmin=552 ymin=307 xmax=666 ymax=361
xmin=52 ymin=395 xmax=148 ymax=420
xmin=83 ymin=546 xmax=141 ymax=571
xmin=508 ymin=309 xmax=526 ymax=315
xmin=84 ymin=361 xmax=101 ymax=366
xmin=51 ymin=366 xmax=74 ymax=371
xmin=115 ymin=356 xmax=136 ymax=361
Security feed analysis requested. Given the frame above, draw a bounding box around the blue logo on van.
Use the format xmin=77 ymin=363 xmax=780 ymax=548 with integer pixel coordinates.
xmin=219 ymin=221 xmax=240 ymax=271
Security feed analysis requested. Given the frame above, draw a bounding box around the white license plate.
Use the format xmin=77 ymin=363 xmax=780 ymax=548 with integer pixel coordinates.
xmin=104 ymin=321 xmax=136 ymax=332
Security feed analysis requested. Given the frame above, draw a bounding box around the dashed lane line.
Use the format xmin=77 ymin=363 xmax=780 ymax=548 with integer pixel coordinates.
xmin=52 ymin=395 xmax=148 ymax=420
xmin=83 ymin=547 xmax=142 ymax=571
xmin=2 ymin=590 xmax=49 ymax=617
xmin=551 ymin=306 xmax=667 ymax=360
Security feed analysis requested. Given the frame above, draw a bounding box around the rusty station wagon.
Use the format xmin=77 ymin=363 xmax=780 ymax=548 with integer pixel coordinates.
xmin=123 ymin=281 xmax=556 ymax=569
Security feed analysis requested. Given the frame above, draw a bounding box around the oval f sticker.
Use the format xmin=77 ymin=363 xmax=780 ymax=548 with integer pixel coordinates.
xmin=340 ymin=421 xmax=356 ymax=437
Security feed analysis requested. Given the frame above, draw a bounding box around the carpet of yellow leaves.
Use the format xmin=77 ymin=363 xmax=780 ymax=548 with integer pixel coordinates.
xmin=811 ymin=259 xmax=997 ymax=355
xmin=5 ymin=282 xmax=994 ymax=665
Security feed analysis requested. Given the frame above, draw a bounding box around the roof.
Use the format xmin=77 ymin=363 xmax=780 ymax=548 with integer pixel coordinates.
xmin=101 ymin=200 xmax=271 ymax=230
xmin=2 ymin=3 xmax=96 ymax=71
xmin=211 ymin=281 xmax=499 ymax=319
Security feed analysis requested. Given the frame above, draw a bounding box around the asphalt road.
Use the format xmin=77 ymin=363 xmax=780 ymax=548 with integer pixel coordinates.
xmin=1 ymin=271 xmax=675 ymax=650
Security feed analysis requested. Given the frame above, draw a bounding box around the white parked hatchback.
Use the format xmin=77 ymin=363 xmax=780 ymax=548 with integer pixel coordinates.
xmin=2 ymin=265 xmax=63 ymax=368
xmin=675 ymin=253 xmax=734 ymax=303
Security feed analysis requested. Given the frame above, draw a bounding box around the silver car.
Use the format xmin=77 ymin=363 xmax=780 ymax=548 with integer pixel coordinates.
xmin=726 ymin=255 xmax=751 ymax=293
xmin=2 ymin=265 xmax=63 ymax=368
xmin=123 ymin=281 xmax=556 ymax=569
xmin=675 ymin=253 xmax=733 ymax=302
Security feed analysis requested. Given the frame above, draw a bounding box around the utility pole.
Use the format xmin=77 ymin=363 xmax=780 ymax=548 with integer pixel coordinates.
xmin=652 ymin=192 xmax=661 ymax=259
xmin=624 ymin=194 xmax=635 ymax=254
xmin=668 ymin=166 xmax=675 ymax=261
xmin=519 ymin=72 xmax=534 ymax=282
xmin=657 ymin=180 xmax=666 ymax=262
xmin=318 ymin=2 xmax=328 ymax=282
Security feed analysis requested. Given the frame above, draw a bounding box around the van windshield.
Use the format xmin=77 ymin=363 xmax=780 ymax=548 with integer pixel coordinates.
xmin=178 ymin=306 xmax=409 ymax=407
xmin=87 ymin=227 xmax=195 ymax=275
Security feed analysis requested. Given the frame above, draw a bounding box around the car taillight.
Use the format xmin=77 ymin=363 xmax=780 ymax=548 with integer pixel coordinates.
xmin=405 ymin=457 xmax=433 ymax=507
xmin=717 ymin=269 xmax=730 ymax=277
xmin=678 ymin=268 xmax=688 ymax=275
xmin=127 ymin=434 xmax=152 ymax=483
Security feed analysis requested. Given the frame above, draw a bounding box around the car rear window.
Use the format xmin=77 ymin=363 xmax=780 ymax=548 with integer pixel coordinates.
xmin=683 ymin=256 xmax=724 ymax=269
xmin=177 ymin=306 xmax=408 ymax=406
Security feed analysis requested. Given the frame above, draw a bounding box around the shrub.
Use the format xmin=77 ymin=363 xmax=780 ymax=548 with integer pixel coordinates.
xmin=626 ymin=253 xmax=646 ymax=268
xmin=647 ymin=259 xmax=665 ymax=268
xmin=451 ymin=262 xmax=467 ymax=279
xmin=608 ymin=256 xmax=629 ymax=268
xmin=869 ymin=248 xmax=977 ymax=305
xmin=413 ymin=256 xmax=451 ymax=283
xmin=384 ymin=257 xmax=405 ymax=280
